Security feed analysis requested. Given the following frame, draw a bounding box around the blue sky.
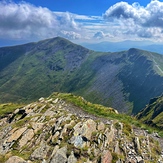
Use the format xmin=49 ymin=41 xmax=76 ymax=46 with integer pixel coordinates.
xmin=1 ymin=0 xmax=163 ymax=45
xmin=13 ymin=0 xmax=153 ymax=15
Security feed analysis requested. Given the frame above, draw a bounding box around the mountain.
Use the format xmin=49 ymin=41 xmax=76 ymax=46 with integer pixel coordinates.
xmin=81 ymin=41 xmax=163 ymax=54
xmin=137 ymin=95 xmax=163 ymax=129
xmin=0 ymin=93 xmax=162 ymax=163
xmin=0 ymin=37 xmax=163 ymax=114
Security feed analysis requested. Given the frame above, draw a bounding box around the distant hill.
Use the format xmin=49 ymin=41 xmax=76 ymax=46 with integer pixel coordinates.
xmin=81 ymin=41 xmax=163 ymax=54
xmin=137 ymin=95 xmax=163 ymax=129
xmin=0 ymin=37 xmax=163 ymax=114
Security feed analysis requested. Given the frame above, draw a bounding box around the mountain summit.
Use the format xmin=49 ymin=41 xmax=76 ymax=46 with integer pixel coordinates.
xmin=0 ymin=37 xmax=163 ymax=114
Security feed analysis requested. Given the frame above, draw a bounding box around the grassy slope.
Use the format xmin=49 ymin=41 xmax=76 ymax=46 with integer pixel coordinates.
xmin=137 ymin=95 xmax=163 ymax=129
xmin=0 ymin=103 xmax=25 ymax=118
xmin=0 ymin=37 xmax=90 ymax=103
xmin=0 ymin=38 xmax=163 ymax=114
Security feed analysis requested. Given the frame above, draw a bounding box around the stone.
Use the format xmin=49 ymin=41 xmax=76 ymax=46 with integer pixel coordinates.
xmin=105 ymin=124 xmax=115 ymax=145
xmin=44 ymin=110 xmax=55 ymax=117
xmin=114 ymin=141 xmax=120 ymax=154
xmin=52 ymin=131 xmax=60 ymax=142
xmin=73 ymin=119 xmax=96 ymax=140
xmin=30 ymin=142 xmax=50 ymax=160
xmin=51 ymin=145 xmax=59 ymax=158
xmin=5 ymin=156 xmax=26 ymax=163
xmin=97 ymin=122 xmax=105 ymax=131
xmin=30 ymin=122 xmax=44 ymax=133
xmin=19 ymin=129 xmax=34 ymax=148
xmin=134 ymin=137 xmax=140 ymax=152
xmin=39 ymin=97 xmax=45 ymax=102
xmin=68 ymin=151 xmax=77 ymax=163
xmin=7 ymin=127 xmax=27 ymax=143
xmin=53 ymin=98 xmax=59 ymax=104
xmin=101 ymin=150 xmax=112 ymax=163
xmin=50 ymin=146 xmax=67 ymax=163
xmin=136 ymin=156 xmax=144 ymax=163
xmin=72 ymin=135 xmax=84 ymax=148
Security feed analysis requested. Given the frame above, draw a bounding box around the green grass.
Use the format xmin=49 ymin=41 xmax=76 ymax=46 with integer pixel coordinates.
xmin=137 ymin=96 xmax=163 ymax=131
xmin=0 ymin=103 xmax=24 ymax=118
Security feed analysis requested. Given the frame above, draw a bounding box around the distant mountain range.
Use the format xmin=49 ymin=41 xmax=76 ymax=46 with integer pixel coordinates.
xmin=0 ymin=37 xmax=163 ymax=114
xmin=81 ymin=40 xmax=163 ymax=54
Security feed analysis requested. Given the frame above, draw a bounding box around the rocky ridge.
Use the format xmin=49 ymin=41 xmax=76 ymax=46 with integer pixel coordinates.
xmin=0 ymin=93 xmax=162 ymax=163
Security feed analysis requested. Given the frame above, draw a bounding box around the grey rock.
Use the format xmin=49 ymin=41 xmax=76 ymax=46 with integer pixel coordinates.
xmin=30 ymin=142 xmax=50 ymax=160
xmin=68 ymin=151 xmax=77 ymax=163
xmin=5 ymin=156 xmax=26 ymax=163
xmin=71 ymin=135 xmax=84 ymax=147
xmin=134 ymin=137 xmax=140 ymax=153
xmin=50 ymin=146 xmax=67 ymax=163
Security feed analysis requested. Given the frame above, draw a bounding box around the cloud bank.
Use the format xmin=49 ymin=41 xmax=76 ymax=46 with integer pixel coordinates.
xmin=1 ymin=0 xmax=163 ymax=43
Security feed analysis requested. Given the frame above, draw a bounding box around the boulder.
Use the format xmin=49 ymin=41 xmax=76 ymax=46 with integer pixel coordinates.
xmin=73 ymin=119 xmax=96 ymax=140
xmin=50 ymin=146 xmax=67 ymax=163
xmin=7 ymin=127 xmax=27 ymax=143
xmin=5 ymin=156 xmax=26 ymax=163
xmin=68 ymin=151 xmax=77 ymax=163
xmin=30 ymin=142 xmax=50 ymax=160
xmin=19 ymin=129 xmax=34 ymax=148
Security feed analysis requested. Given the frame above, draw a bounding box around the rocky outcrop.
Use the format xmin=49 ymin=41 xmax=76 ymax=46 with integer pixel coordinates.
xmin=0 ymin=94 xmax=162 ymax=163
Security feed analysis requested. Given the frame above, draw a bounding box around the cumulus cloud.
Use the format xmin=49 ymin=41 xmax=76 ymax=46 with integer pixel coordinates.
xmin=93 ymin=31 xmax=105 ymax=39
xmin=1 ymin=0 xmax=163 ymax=43
xmin=59 ymin=31 xmax=81 ymax=40
xmin=93 ymin=31 xmax=113 ymax=39
xmin=103 ymin=0 xmax=163 ymax=40
xmin=103 ymin=0 xmax=163 ymax=28
xmin=0 ymin=1 xmax=80 ymax=40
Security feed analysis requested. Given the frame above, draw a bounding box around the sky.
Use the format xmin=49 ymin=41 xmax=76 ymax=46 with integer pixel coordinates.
xmin=1 ymin=0 xmax=163 ymax=46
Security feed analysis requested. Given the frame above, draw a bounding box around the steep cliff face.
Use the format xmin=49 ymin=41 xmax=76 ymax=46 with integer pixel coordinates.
xmin=0 ymin=93 xmax=162 ymax=163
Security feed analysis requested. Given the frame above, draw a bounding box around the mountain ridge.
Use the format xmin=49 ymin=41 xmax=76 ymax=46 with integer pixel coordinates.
xmin=81 ymin=40 xmax=163 ymax=54
xmin=0 ymin=37 xmax=163 ymax=114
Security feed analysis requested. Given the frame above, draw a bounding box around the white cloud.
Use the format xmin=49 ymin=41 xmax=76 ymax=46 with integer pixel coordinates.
xmin=1 ymin=0 xmax=163 ymax=43
xmin=0 ymin=1 xmax=80 ymax=41
xmin=103 ymin=0 xmax=163 ymax=40
xmin=93 ymin=31 xmax=113 ymax=39
xmin=54 ymin=12 xmax=102 ymax=21
xmin=93 ymin=31 xmax=105 ymax=39
xmin=103 ymin=0 xmax=163 ymax=28
xmin=59 ymin=31 xmax=81 ymax=40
